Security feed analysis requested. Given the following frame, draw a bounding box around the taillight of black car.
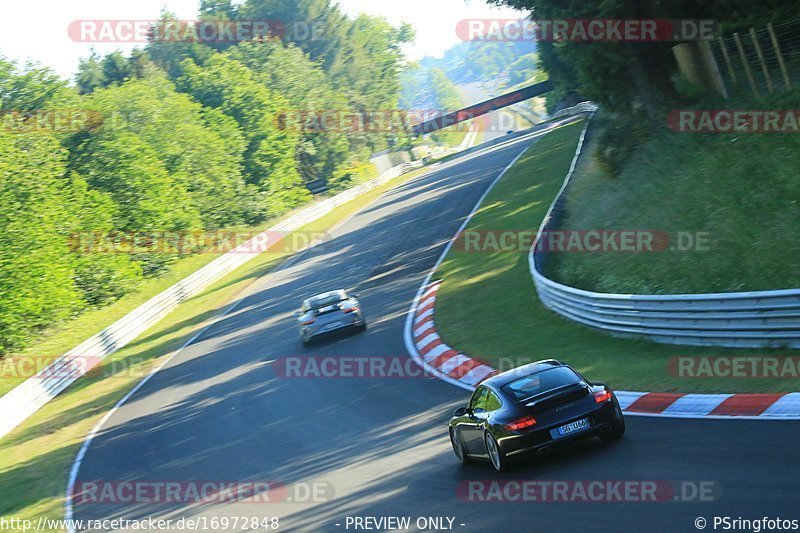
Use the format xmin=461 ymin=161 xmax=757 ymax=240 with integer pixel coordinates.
xmin=593 ymin=388 xmax=613 ymax=403
xmin=504 ymin=415 xmax=537 ymax=431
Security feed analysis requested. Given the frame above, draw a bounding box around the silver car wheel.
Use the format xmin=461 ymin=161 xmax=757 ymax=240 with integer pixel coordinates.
xmin=451 ymin=430 xmax=464 ymax=461
xmin=486 ymin=434 xmax=502 ymax=471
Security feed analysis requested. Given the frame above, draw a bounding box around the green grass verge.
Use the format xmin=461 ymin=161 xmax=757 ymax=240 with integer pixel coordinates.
xmin=0 ymin=165 xmax=429 ymax=532
xmin=433 ymin=120 xmax=800 ymax=395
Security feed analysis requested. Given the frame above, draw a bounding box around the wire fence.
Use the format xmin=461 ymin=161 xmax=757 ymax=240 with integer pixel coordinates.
xmin=712 ymin=20 xmax=800 ymax=97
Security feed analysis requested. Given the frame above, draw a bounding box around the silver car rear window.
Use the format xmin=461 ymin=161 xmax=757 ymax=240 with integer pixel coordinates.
xmin=306 ymin=291 xmax=347 ymax=310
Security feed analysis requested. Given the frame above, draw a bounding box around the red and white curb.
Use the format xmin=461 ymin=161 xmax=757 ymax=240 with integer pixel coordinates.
xmin=406 ymin=280 xmax=800 ymax=420
xmin=412 ymin=281 xmax=497 ymax=387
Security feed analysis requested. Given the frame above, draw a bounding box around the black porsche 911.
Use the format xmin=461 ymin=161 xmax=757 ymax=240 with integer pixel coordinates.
xmin=448 ymin=359 xmax=625 ymax=471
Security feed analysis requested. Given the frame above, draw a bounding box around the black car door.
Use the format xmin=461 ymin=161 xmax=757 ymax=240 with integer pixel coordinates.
xmin=461 ymin=387 xmax=489 ymax=454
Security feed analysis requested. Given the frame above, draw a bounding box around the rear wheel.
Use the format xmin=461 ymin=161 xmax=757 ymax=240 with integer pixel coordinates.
xmin=601 ymin=402 xmax=626 ymax=443
xmin=485 ymin=432 xmax=507 ymax=472
xmin=601 ymin=419 xmax=625 ymax=443
xmin=450 ymin=429 xmax=470 ymax=466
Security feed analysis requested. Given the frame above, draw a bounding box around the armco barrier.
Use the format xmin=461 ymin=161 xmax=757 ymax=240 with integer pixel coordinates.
xmin=529 ymin=106 xmax=800 ymax=349
xmin=0 ymin=161 xmax=420 ymax=440
xmin=550 ymin=101 xmax=599 ymax=119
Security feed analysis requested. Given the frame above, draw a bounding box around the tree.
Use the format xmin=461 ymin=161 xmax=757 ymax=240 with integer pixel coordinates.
xmin=0 ymin=0 xmax=415 ymax=354
xmin=178 ymin=55 xmax=311 ymax=214
xmin=228 ymin=41 xmax=352 ymax=182
xmin=506 ymin=53 xmax=542 ymax=86
xmin=73 ymin=76 xmax=247 ymax=228
xmin=0 ymin=60 xmax=78 ymax=112
xmin=429 ymin=68 xmax=463 ymax=110
xmin=64 ymin=172 xmax=143 ymax=306
xmin=146 ymin=12 xmax=216 ymax=79
xmin=0 ymin=131 xmax=82 ymax=354
xmin=238 ymin=0 xmax=341 ymax=62
xmin=101 ymin=51 xmax=134 ymax=88
xmin=236 ymin=1 xmax=413 ymax=153
xmin=73 ymin=131 xmax=200 ymax=232
xmin=75 ymin=51 xmax=107 ymax=94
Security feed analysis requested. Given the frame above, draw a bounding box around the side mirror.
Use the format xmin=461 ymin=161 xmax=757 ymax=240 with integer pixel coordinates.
xmin=353 ymin=293 xmax=360 ymax=298
xmin=453 ymin=406 xmax=469 ymax=417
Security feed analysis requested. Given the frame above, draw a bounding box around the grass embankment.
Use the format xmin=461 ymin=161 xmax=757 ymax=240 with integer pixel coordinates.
xmin=546 ymin=95 xmax=800 ymax=294
xmin=433 ymin=120 xmax=800 ymax=395
xmin=0 ymin=166 xmax=428 ymax=532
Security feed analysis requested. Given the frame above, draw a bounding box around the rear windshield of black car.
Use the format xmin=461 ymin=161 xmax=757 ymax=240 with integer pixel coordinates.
xmin=501 ymin=367 xmax=582 ymax=402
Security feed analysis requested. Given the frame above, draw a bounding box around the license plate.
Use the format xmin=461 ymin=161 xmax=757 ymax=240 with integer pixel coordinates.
xmin=555 ymin=418 xmax=589 ymax=437
xmin=322 ymin=322 xmax=341 ymax=331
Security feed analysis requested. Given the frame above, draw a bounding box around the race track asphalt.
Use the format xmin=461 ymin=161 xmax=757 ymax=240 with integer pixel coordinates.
xmin=72 ymin=127 xmax=800 ymax=533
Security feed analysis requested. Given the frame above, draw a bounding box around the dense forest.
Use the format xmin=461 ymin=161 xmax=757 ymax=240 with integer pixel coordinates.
xmin=0 ymin=0 xmax=413 ymax=356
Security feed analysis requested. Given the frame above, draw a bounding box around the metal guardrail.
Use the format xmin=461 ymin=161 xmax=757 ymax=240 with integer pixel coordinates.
xmin=0 ymin=161 xmax=420 ymax=440
xmin=529 ymin=105 xmax=800 ymax=349
xmin=550 ymin=101 xmax=599 ymax=119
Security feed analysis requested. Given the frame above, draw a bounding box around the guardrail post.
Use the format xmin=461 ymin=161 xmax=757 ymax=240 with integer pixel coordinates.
xmin=733 ymin=32 xmax=760 ymax=97
xmin=767 ymin=22 xmax=792 ymax=90
xmin=750 ymin=27 xmax=774 ymax=93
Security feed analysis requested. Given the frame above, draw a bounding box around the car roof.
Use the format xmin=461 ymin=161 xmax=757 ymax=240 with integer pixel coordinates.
xmin=481 ymin=359 xmax=567 ymax=389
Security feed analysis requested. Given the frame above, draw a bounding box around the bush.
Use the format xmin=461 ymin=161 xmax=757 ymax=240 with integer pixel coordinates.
xmin=592 ymin=108 xmax=654 ymax=176
xmin=326 ymin=162 xmax=379 ymax=193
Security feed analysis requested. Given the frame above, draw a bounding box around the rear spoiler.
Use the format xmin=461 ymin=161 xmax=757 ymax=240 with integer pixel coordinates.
xmin=524 ymin=383 xmax=589 ymax=409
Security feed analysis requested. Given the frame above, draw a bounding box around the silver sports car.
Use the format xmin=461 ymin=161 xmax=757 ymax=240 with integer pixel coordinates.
xmin=296 ymin=290 xmax=366 ymax=344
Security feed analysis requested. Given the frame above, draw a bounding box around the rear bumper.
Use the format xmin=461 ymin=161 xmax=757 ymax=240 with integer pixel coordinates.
xmin=499 ymin=401 xmax=622 ymax=457
xmin=301 ymin=313 xmax=364 ymax=339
